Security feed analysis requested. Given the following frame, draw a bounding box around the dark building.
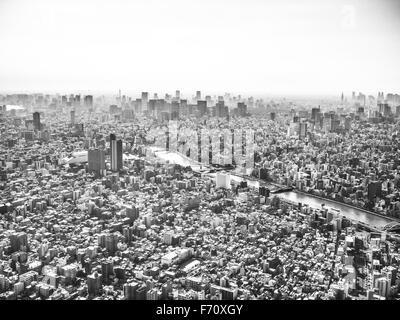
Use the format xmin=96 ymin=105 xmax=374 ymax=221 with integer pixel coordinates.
xmin=88 ymin=149 xmax=105 ymax=174
xmin=101 ymin=259 xmax=114 ymax=285
xmin=110 ymin=134 xmax=123 ymax=171
xmin=237 ymin=102 xmax=247 ymax=117
xmin=84 ymin=95 xmax=93 ymax=108
xmin=368 ymin=181 xmax=382 ymax=202
xmin=197 ymin=100 xmax=207 ymax=117
xmin=87 ymin=272 xmax=102 ymax=296
xmin=33 ymin=112 xmax=41 ymax=131
xmin=141 ymin=92 xmax=148 ymax=109
xmin=170 ymin=101 xmax=180 ymax=120
xmin=216 ymin=101 xmax=228 ymax=118
xmin=299 ymin=122 xmax=308 ymax=139
xmin=74 ymin=94 xmax=80 ymax=107
xmin=124 ymin=282 xmax=139 ymax=300
xmin=311 ymin=107 xmax=321 ymax=122
xmin=378 ymin=103 xmax=391 ymax=117
xmin=9 ymin=232 xmax=28 ymax=253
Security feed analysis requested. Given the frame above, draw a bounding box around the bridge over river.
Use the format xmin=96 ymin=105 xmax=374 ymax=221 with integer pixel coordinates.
xmin=147 ymin=146 xmax=398 ymax=232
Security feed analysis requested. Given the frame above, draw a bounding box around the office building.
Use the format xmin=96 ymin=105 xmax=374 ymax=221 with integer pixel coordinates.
xmin=88 ymin=148 xmax=106 ymax=174
xmin=70 ymin=110 xmax=75 ymax=125
xmin=110 ymin=134 xmax=123 ymax=172
xmin=33 ymin=112 xmax=41 ymax=131
xmin=87 ymin=272 xmax=102 ymax=296
xmin=84 ymin=95 xmax=93 ymax=108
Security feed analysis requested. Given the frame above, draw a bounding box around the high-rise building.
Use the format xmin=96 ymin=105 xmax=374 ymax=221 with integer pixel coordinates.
xmin=175 ymin=90 xmax=180 ymax=99
xmin=88 ymin=149 xmax=105 ymax=174
xmin=141 ymin=92 xmax=148 ymax=102
xmin=101 ymin=259 xmax=114 ymax=285
xmin=110 ymin=134 xmax=123 ymax=171
xmin=299 ymin=122 xmax=308 ymax=139
xmin=237 ymin=102 xmax=247 ymax=117
xmin=311 ymin=107 xmax=318 ymax=120
xmin=270 ymin=112 xmax=276 ymax=121
xmin=170 ymin=101 xmax=180 ymax=120
xmin=33 ymin=112 xmax=41 ymax=131
xmin=196 ymin=91 xmax=201 ymax=100
xmin=216 ymin=101 xmax=228 ymax=118
xmin=87 ymin=272 xmax=102 ymax=296
xmin=70 ymin=110 xmax=75 ymax=125
xmin=197 ymin=100 xmax=207 ymax=117
xmin=104 ymin=233 xmax=119 ymax=254
xmin=344 ymin=116 xmax=352 ymax=131
xmin=84 ymin=95 xmax=93 ymax=108
xmin=368 ymin=181 xmax=382 ymax=202
xmin=9 ymin=232 xmax=28 ymax=253
xmin=74 ymin=95 xmax=80 ymax=107
xmin=141 ymin=92 xmax=148 ymax=110
xmin=124 ymin=282 xmax=139 ymax=300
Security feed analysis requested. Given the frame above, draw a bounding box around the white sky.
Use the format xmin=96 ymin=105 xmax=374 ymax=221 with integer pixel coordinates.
xmin=0 ymin=0 xmax=399 ymax=96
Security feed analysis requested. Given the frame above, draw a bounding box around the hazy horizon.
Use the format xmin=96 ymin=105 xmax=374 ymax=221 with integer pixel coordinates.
xmin=0 ymin=0 xmax=399 ymax=96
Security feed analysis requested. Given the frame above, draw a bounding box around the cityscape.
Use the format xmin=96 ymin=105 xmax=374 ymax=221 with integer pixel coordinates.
xmin=1 ymin=90 xmax=400 ymax=300
xmin=1 ymin=0 xmax=400 ymax=303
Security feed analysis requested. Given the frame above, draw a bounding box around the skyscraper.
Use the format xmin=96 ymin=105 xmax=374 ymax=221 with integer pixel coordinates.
xmin=87 ymin=272 xmax=102 ymax=296
xmin=299 ymin=122 xmax=308 ymax=139
xmin=74 ymin=94 xmax=80 ymax=107
xmin=216 ymin=101 xmax=228 ymax=118
xmin=311 ymin=107 xmax=320 ymax=122
xmin=237 ymin=102 xmax=247 ymax=117
xmin=197 ymin=100 xmax=207 ymax=117
xmin=70 ymin=110 xmax=75 ymax=125
xmin=33 ymin=112 xmax=41 ymax=131
xmin=196 ymin=91 xmax=201 ymax=100
xmin=84 ymin=95 xmax=93 ymax=108
xmin=88 ymin=148 xmax=106 ymax=174
xmin=141 ymin=92 xmax=148 ymax=110
xmin=141 ymin=92 xmax=148 ymax=102
xmin=110 ymin=134 xmax=123 ymax=171
xmin=117 ymin=139 xmax=123 ymax=170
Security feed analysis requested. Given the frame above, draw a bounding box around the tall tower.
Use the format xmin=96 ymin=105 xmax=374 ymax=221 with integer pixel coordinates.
xmin=110 ymin=134 xmax=122 ymax=171
xmin=33 ymin=112 xmax=41 ymax=131
xmin=84 ymin=95 xmax=93 ymax=108
xmin=88 ymin=148 xmax=105 ymax=174
xmin=70 ymin=109 xmax=75 ymax=125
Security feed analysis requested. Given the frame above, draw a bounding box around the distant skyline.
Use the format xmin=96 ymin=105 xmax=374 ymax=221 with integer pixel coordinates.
xmin=0 ymin=0 xmax=399 ymax=96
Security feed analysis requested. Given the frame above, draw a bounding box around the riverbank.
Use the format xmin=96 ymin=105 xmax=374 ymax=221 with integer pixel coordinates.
xmin=292 ymin=189 xmax=399 ymax=224
xmin=147 ymin=146 xmax=398 ymax=228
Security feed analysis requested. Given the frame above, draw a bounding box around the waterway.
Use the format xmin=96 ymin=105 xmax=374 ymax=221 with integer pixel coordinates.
xmin=148 ymin=147 xmax=394 ymax=229
xmin=277 ymin=191 xmax=393 ymax=229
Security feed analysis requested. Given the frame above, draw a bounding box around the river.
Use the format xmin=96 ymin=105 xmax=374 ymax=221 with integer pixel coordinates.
xmin=148 ymin=147 xmax=394 ymax=229
xmin=277 ymin=191 xmax=393 ymax=229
